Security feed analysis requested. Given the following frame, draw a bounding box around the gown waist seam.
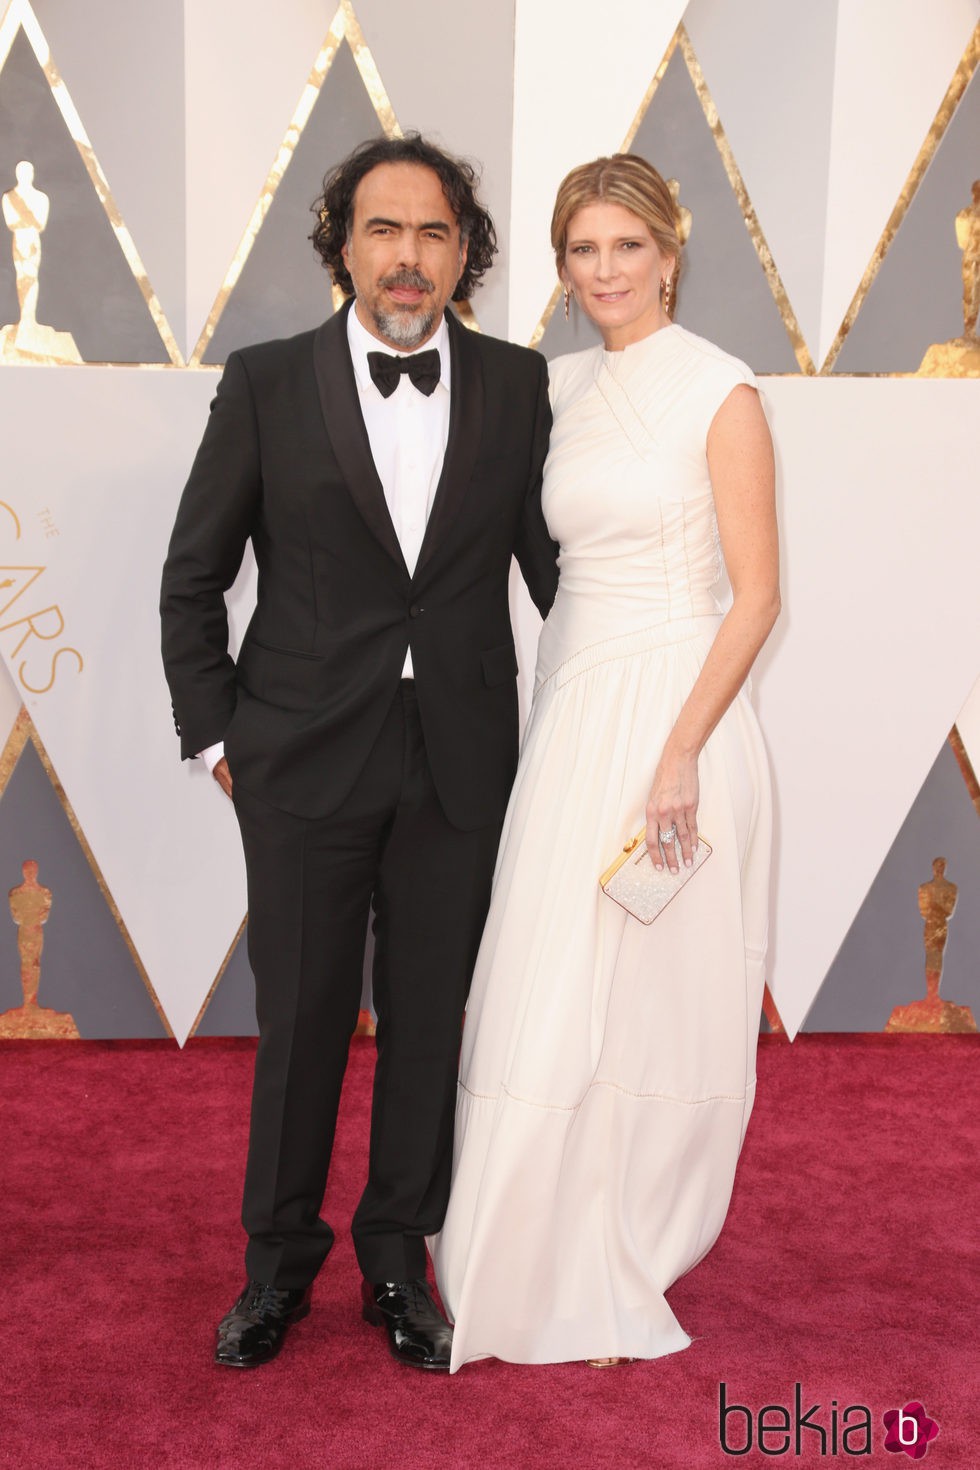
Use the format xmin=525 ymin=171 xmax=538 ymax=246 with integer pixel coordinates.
xmin=537 ymin=614 xmax=720 ymax=693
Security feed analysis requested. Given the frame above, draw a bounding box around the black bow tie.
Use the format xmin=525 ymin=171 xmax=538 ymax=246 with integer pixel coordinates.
xmin=367 ymin=348 xmax=441 ymax=399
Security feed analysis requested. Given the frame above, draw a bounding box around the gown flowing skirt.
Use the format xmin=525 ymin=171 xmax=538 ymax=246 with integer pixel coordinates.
xmin=431 ymin=615 xmax=771 ymax=1370
xmin=430 ymin=324 xmax=772 ymax=1371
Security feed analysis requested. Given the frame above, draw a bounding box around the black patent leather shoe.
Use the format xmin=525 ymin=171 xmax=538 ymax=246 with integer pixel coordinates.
xmin=361 ymin=1278 xmax=453 ymax=1371
xmin=214 ymin=1280 xmax=312 ymax=1368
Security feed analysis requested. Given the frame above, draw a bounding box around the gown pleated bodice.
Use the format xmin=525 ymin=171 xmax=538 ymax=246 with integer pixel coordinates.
xmin=536 ymin=322 xmax=745 ymax=676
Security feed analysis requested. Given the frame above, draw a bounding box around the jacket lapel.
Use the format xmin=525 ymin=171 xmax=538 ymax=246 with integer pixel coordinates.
xmin=312 ymin=302 xmax=407 ymax=572
xmin=414 ymin=307 xmax=484 ymax=579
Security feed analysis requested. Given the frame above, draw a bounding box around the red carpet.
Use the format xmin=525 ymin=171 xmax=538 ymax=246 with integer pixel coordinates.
xmin=2 ymin=1034 xmax=976 ymax=1469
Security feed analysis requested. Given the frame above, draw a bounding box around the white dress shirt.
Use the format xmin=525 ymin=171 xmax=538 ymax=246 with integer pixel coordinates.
xmin=200 ymin=306 xmax=451 ymax=772
xmin=347 ymin=304 xmax=451 ymax=607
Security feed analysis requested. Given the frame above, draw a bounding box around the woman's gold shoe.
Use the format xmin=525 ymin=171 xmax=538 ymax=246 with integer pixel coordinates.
xmin=585 ymin=1356 xmax=634 ymax=1368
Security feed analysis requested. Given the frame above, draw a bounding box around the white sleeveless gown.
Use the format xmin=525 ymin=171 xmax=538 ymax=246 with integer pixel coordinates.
xmin=431 ymin=324 xmax=772 ymax=1371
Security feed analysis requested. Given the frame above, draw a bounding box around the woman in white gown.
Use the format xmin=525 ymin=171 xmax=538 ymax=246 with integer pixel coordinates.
xmin=431 ymin=155 xmax=780 ymax=1370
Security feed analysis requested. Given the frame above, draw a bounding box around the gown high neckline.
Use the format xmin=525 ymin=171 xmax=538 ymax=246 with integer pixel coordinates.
xmin=601 ymin=321 xmax=678 ymax=372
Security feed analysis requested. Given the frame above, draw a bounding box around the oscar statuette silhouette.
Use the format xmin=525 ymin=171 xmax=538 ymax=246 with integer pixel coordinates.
xmin=0 ymin=859 xmax=79 ymax=1037
xmin=886 ymin=858 xmax=976 ymax=1033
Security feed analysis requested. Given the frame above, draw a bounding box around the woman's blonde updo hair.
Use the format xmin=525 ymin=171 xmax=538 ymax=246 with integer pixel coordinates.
xmin=550 ymin=154 xmax=683 ymax=314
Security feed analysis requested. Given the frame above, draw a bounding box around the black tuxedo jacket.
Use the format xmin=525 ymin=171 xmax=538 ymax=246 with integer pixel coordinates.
xmin=160 ymin=303 xmax=558 ymax=830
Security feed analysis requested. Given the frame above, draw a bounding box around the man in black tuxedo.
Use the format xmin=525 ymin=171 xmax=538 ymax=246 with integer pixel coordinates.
xmin=160 ymin=134 xmax=557 ymax=1371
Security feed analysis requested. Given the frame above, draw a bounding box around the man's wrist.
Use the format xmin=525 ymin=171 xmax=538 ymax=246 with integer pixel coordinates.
xmin=198 ymin=742 xmax=225 ymax=773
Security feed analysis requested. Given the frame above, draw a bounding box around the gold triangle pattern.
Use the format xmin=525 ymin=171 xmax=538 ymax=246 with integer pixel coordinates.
xmin=186 ymin=915 xmax=247 ymax=1038
xmin=0 ymin=0 xmax=183 ymax=366
xmin=0 ymin=705 xmax=174 ymax=1036
xmin=528 ymin=22 xmax=814 ymax=371
xmin=820 ymin=23 xmax=980 ymax=375
xmin=0 ymin=701 xmax=29 ymax=790
xmin=762 ymin=983 xmax=788 ymax=1037
xmin=671 ymin=26 xmax=813 ymax=374
xmin=949 ymin=723 xmax=980 ymax=818
xmin=187 ymin=922 xmax=378 ymax=1037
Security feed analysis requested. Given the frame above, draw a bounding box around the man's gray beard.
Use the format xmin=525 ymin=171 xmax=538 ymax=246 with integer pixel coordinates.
xmin=371 ymin=303 xmax=437 ymax=350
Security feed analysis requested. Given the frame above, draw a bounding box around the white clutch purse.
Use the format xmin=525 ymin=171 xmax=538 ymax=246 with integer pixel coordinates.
xmin=599 ymin=829 xmax=712 ymax=924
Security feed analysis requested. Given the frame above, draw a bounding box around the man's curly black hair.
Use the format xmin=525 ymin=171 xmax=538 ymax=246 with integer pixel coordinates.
xmin=310 ymin=133 xmax=497 ymax=301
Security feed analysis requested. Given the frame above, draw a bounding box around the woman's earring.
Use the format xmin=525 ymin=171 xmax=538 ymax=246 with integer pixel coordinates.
xmin=662 ymin=276 xmax=673 ymax=315
xmin=563 ymin=287 xmax=570 ymax=321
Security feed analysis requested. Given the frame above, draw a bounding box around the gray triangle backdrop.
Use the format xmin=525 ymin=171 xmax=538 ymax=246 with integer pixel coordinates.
xmin=803 ymin=740 xmax=979 ymax=1030
xmin=0 ymin=741 xmax=166 ymax=1037
xmin=833 ymin=70 xmax=980 ymax=373
xmin=0 ymin=29 xmax=170 ymax=363
xmin=539 ymin=46 xmax=800 ymax=372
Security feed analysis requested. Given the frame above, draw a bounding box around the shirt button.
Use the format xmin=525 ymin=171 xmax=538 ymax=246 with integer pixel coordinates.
xmin=409 ymin=604 xmax=424 ymax=618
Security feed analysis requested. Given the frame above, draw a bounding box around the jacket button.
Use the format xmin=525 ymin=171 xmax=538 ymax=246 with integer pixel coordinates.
xmin=409 ymin=604 xmax=424 ymax=618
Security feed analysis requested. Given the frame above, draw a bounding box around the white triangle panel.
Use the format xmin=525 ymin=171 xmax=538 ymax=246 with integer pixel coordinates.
xmin=754 ymin=378 xmax=980 ymax=1036
xmin=0 ymin=367 xmax=256 ymax=1044
xmin=0 ymin=660 xmax=21 ymax=752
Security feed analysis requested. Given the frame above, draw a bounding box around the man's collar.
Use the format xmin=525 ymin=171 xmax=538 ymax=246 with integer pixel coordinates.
xmin=347 ymin=303 xmax=450 ymax=394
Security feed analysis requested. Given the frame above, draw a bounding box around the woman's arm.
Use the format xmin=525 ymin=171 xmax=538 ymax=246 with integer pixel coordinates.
xmin=646 ymin=383 xmax=780 ymax=870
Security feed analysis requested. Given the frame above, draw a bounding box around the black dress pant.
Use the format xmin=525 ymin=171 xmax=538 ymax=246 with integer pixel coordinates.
xmin=232 ymin=682 xmax=501 ymax=1288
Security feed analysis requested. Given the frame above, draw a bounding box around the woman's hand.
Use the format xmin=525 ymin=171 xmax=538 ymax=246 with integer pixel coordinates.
xmin=645 ymin=750 xmax=699 ymax=874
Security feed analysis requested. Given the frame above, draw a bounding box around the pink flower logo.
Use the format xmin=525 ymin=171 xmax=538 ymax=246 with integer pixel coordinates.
xmin=883 ymin=1402 xmax=940 ymax=1458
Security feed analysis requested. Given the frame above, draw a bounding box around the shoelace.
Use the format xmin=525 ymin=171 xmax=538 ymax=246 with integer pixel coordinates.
xmin=242 ymin=1282 xmax=298 ymax=1317
xmin=377 ymin=1279 xmax=431 ymax=1310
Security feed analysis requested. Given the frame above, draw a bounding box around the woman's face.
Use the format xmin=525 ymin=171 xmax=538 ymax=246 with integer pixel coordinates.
xmin=560 ymin=200 xmax=674 ymax=350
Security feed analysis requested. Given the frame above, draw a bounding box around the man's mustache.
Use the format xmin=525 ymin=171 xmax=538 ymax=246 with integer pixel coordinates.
xmin=379 ymin=268 xmax=435 ymax=293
